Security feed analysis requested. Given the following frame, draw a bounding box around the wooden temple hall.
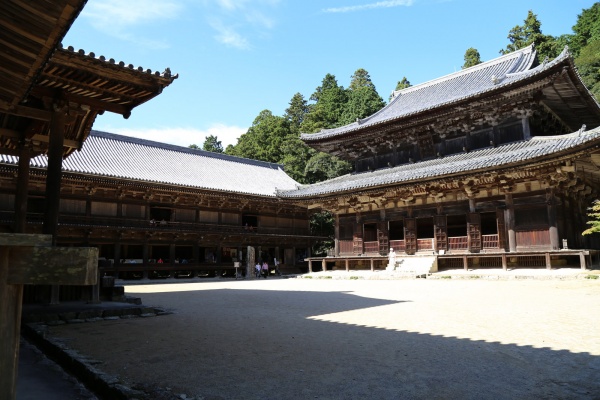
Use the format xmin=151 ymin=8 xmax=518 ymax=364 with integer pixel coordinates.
xmin=280 ymin=45 xmax=600 ymax=273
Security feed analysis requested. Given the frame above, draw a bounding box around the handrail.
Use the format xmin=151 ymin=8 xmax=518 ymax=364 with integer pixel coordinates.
xmin=0 ymin=211 xmax=311 ymax=236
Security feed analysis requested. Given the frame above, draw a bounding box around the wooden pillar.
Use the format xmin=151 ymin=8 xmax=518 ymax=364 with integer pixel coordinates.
xmin=308 ymin=259 xmax=313 ymax=273
xmin=504 ymin=193 xmax=516 ymax=252
xmin=501 ymin=254 xmax=507 ymax=271
xmin=545 ymin=253 xmax=552 ymax=270
xmin=547 ymin=189 xmax=559 ymax=251
xmin=0 ymin=249 xmax=19 ymax=400
xmin=370 ymin=258 xmax=374 ymax=272
xmin=14 ymin=142 xmax=31 ymax=233
xmin=322 ymin=259 xmax=327 ymax=271
xmin=334 ymin=214 xmax=340 ymax=256
xmin=580 ymin=252 xmax=587 ymax=270
xmin=463 ymin=255 xmax=468 ymax=270
xmin=345 ymin=259 xmax=349 ymax=272
xmin=44 ymin=109 xmax=66 ymax=305
xmin=42 ymin=108 xmax=65 ymax=242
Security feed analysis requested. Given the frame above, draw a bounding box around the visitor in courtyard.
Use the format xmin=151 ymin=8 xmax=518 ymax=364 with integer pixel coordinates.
xmin=262 ymin=261 xmax=269 ymax=278
xmin=255 ymin=261 xmax=261 ymax=278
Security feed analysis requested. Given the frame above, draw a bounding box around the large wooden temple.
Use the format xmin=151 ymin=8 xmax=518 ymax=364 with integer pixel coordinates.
xmin=0 ymin=130 xmax=314 ymax=287
xmin=281 ymin=45 xmax=600 ymax=272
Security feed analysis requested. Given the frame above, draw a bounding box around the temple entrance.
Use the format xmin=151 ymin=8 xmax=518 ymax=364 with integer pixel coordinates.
xmin=389 ymin=220 xmax=405 ymax=252
xmin=416 ymin=217 xmax=434 ymax=251
xmin=447 ymin=214 xmax=468 ymax=251
xmin=481 ymin=212 xmax=500 ymax=249
xmin=363 ymin=223 xmax=379 ymax=254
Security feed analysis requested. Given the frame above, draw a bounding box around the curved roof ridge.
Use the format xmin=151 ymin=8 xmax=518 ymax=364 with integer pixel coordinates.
xmin=390 ymin=44 xmax=535 ymax=98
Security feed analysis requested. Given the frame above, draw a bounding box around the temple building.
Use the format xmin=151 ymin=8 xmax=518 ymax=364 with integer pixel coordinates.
xmin=280 ymin=45 xmax=600 ymax=272
xmin=0 ymin=130 xmax=314 ymax=291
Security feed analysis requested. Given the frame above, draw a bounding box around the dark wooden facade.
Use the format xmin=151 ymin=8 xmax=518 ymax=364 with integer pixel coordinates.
xmin=284 ymin=46 xmax=600 ymax=271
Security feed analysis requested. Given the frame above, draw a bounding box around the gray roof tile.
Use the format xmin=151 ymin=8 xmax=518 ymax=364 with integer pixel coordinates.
xmin=0 ymin=131 xmax=300 ymax=197
xmin=302 ymin=45 xmax=567 ymax=142
xmin=281 ymin=126 xmax=600 ymax=198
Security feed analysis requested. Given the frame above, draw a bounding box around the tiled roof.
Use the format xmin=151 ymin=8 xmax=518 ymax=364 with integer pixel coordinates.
xmin=281 ymin=126 xmax=600 ymax=198
xmin=302 ymin=45 xmax=563 ymax=142
xmin=0 ymin=131 xmax=300 ymax=197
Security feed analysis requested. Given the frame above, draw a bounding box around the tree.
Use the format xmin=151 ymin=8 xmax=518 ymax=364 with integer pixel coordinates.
xmin=188 ymin=144 xmax=199 ymax=149
xmin=390 ymin=77 xmax=412 ymax=101
xmin=583 ymin=199 xmax=600 ymax=235
xmin=395 ymin=77 xmax=412 ymax=91
xmin=284 ymin=92 xmax=309 ymax=135
xmin=500 ymin=10 xmax=558 ymax=60
xmin=301 ymin=74 xmax=348 ymax=133
xmin=462 ymin=47 xmax=482 ymax=69
xmin=339 ymin=68 xmax=386 ymax=125
xmin=227 ymin=110 xmax=292 ymax=163
xmin=202 ymin=135 xmax=224 ymax=153
xmin=575 ymin=40 xmax=600 ymax=99
xmin=304 ymin=152 xmax=352 ymax=184
xmin=570 ymin=3 xmax=600 ymax=57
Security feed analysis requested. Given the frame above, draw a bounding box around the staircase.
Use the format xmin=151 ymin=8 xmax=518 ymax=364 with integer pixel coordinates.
xmin=394 ymin=256 xmax=437 ymax=277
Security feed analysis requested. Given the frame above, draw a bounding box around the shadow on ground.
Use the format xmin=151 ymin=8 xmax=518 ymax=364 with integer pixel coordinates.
xmin=29 ymin=283 xmax=600 ymax=400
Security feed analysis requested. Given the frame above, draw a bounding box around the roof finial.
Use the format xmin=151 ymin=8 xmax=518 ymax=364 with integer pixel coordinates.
xmin=579 ymin=124 xmax=587 ymax=136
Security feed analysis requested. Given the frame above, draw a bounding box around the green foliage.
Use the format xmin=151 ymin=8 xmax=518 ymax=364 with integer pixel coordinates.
xmin=304 ymin=152 xmax=352 ymax=184
xmin=188 ymin=144 xmax=199 ymax=149
xmin=227 ymin=110 xmax=292 ymax=163
xmin=301 ymin=74 xmax=348 ymax=132
xmin=202 ymin=135 xmax=224 ymax=153
xmin=570 ymin=3 xmax=600 ymax=56
xmin=462 ymin=47 xmax=482 ymax=69
xmin=500 ymin=10 xmax=558 ymax=60
xmin=585 ymin=274 xmax=599 ymax=279
xmin=395 ymin=77 xmax=412 ymax=91
xmin=339 ymin=68 xmax=386 ymax=126
xmin=285 ymin=92 xmax=309 ymax=135
xmin=575 ymin=40 xmax=600 ymax=99
xmin=583 ymin=199 xmax=600 ymax=235
xmin=310 ymin=210 xmax=335 ymax=256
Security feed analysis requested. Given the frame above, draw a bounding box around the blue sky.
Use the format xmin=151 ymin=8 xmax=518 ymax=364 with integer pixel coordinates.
xmin=64 ymin=0 xmax=597 ymax=148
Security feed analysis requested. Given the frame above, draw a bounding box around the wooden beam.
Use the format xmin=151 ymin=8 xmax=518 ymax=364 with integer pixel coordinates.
xmin=0 ymin=104 xmax=51 ymax=121
xmin=0 ymin=128 xmax=81 ymax=149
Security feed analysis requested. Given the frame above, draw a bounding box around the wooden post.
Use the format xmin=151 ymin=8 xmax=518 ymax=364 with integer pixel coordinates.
xmin=547 ymin=189 xmax=559 ymax=251
xmin=370 ymin=258 xmax=374 ymax=272
xmin=545 ymin=253 xmax=552 ymax=270
xmin=14 ymin=143 xmax=31 ymax=233
xmin=0 ymin=233 xmax=97 ymax=400
xmin=322 ymin=259 xmax=327 ymax=271
xmin=308 ymin=260 xmax=313 ymax=273
xmin=463 ymin=255 xmax=469 ymax=270
xmin=580 ymin=252 xmax=587 ymax=270
xmin=502 ymin=254 xmax=507 ymax=271
xmin=345 ymin=259 xmax=349 ymax=272
xmin=504 ymin=193 xmax=516 ymax=252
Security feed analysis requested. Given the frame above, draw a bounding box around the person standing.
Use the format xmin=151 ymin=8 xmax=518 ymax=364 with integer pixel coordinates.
xmin=255 ymin=261 xmax=261 ymax=278
xmin=262 ymin=261 xmax=269 ymax=279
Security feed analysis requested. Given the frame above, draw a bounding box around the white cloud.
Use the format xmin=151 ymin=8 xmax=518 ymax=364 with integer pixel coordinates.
xmin=97 ymin=124 xmax=246 ymax=149
xmin=323 ymin=0 xmax=414 ymax=13
xmin=81 ymin=0 xmax=182 ymax=48
xmin=209 ymin=19 xmax=251 ymax=49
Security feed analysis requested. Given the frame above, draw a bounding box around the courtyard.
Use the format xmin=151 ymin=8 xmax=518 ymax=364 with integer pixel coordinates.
xmin=44 ymin=277 xmax=600 ymax=399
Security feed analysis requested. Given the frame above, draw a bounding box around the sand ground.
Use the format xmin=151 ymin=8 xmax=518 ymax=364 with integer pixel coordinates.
xmin=46 ymin=277 xmax=600 ymax=399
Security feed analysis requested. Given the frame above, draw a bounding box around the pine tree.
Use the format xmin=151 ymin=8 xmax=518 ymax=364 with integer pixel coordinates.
xmin=462 ymin=47 xmax=482 ymax=69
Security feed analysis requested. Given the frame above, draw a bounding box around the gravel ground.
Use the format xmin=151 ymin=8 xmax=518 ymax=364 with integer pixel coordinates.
xmin=47 ymin=277 xmax=600 ymax=400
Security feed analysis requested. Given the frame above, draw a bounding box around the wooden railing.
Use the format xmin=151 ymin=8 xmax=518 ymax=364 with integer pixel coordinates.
xmin=0 ymin=211 xmax=311 ymax=236
xmin=364 ymin=241 xmax=379 ymax=254
xmin=390 ymin=240 xmax=405 ymax=252
xmin=482 ymin=234 xmax=499 ymax=249
xmin=417 ymin=238 xmax=434 ymax=251
xmin=448 ymin=236 xmax=468 ymax=250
